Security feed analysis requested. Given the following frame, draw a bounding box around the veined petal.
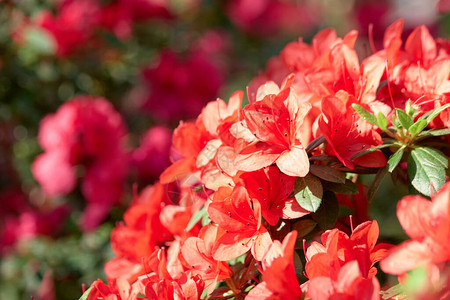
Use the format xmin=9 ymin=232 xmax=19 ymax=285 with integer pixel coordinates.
xmin=276 ymin=146 xmax=309 ymax=177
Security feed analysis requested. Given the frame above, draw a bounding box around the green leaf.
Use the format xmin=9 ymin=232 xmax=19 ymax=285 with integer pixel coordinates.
xmin=79 ymin=287 xmax=93 ymax=300
xmin=294 ymin=174 xmax=323 ymax=212
xmin=350 ymin=144 xmax=393 ymax=160
xmin=396 ymin=108 xmax=413 ymax=129
xmin=322 ymin=179 xmax=358 ymax=194
xmin=380 ymin=284 xmax=404 ymax=300
xmin=416 ymin=128 xmax=450 ymax=140
xmin=387 ymin=146 xmax=405 ymax=173
xmin=402 ymin=267 xmax=428 ymax=295
xmin=309 ymin=165 xmax=346 ymax=183
xmin=408 ymin=147 xmax=447 ymax=196
xmin=292 ymin=219 xmax=317 ymax=238
xmin=419 ymin=147 xmax=448 ymax=168
xmin=408 ymin=119 xmax=428 ymax=135
xmin=405 ymin=99 xmax=416 ymax=117
xmin=227 ymin=253 xmax=246 ymax=266
xmin=425 ymin=103 xmax=450 ymax=123
xmin=352 ymin=104 xmax=378 ymax=126
xmin=392 ymin=114 xmax=401 ymax=128
xmin=368 ymin=167 xmax=388 ymax=203
xmin=22 ymin=28 xmax=56 ymax=57
xmin=377 ymin=112 xmax=388 ymax=131
xmin=311 ymin=191 xmax=339 ymax=230
xmin=186 ymin=206 xmax=207 ymax=231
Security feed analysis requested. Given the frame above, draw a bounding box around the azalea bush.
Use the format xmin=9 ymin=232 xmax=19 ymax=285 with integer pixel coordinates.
xmin=1 ymin=1 xmax=450 ymax=300
xmin=80 ymin=20 xmax=450 ymax=299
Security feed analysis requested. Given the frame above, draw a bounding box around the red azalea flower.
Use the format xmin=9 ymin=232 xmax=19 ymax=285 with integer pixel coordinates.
xmin=247 ymin=231 xmax=303 ymax=300
xmin=87 ymin=278 xmax=141 ymax=300
xmin=208 ymin=184 xmax=272 ymax=261
xmin=318 ymin=91 xmax=386 ymax=169
xmin=134 ymin=248 xmax=205 ymax=300
xmin=181 ymin=224 xmax=232 ymax=294
xmin=235 ymin=76 xmax=312 ymax=177
xmin=160 ymin=92 xmax=242 ymax=189
xmin=362 ymin=20 xmax=450 ymax=121
xmin=381 ymin=182 xmax=450 ymax=275
xmin=240 ymin=166 xmax=309 ymax=226
xmin=305 ymin=220 xmax=392 ymax=280
xmin=307 ymin=260 xmax=380 ymax=300
xmin=159 ymin=119 xmax=211 ymax=185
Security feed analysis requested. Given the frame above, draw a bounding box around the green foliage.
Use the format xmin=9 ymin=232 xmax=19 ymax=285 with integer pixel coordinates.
xmin=186 ymin=206 xmax=209 ymax=231
xmin=395 ymin=108 xmax=413 ymax=129
xmin=377 ymin=112 xmax=388 ymax=131
xmin=387 ymin=146 xmax=405 ymax=173
xmin=294 ymin=174 xmax=323 ymax=212
xmin=79 ymin=286 xmax=92 ymax=300
xmin=352 ymin=104 xmax=378 ymax=126
xmin=408 ymin=147 xmax=448 ymax=196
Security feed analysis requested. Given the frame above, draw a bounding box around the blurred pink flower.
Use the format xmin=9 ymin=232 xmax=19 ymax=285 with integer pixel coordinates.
xmin=355 ymin=0 xmax=390 ymax=46
xmin=0 ymin=205 xmax=69 ymax=255
xmin=141 ymin=49 xmax=224 ymax=123
xmin=32 ymin=96 xmax=129 ymax=231
xmin=99 ymin=0 xmax=171 ymax=40
xmin=131 ymin=126 xmax=172 ymax=184
xmin=37 ymin=0 xmax=101 ymax=57
xmin=438 ymin=0 xmax=450 ymax=13
xmin=227 ymin=0 xmax=319 ymax=36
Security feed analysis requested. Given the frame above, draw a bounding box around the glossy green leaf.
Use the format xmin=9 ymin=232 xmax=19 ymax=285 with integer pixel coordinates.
xmin=396 ymin=108 xmax=413 ymax=129
xmin=350 ymin=144 xmax=393 ymax=160
xmin=368 ymin=167 xmax=388 ymax=203
xmin=294 ymin=174 xmax=323 ymax=212
xmin=408 ymin=119 xmax=428 ymax=135
xmin=408 ymin=147 xmax=447 ymax=196
xmin=416 ymin=128 xmax=450 ymax=140
xmin=425 ymin=103 xmax=450 ymax=123
xmin=380 ymin=284 xmax=404 ymax=300
xmin=402 ymin=267 xmax=428 ymax=295
xmin=186 ymin=206 xmax=207 ymax=231
xmin=352 ymin=104 xmax=378 ymax=126
xmin=79 ymin=287 xmax=93 ymax=300
xmin=387 ymin=146 xmax=405 ymax=173
xmin=377 ymin=112 xmax=388 ymax=131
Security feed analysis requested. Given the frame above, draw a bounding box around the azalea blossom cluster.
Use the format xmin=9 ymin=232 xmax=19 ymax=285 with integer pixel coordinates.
xmin=80 ymin=19 xmax=450 ymax=299
xmin=12 ymin=0 xmax=186 ymax=57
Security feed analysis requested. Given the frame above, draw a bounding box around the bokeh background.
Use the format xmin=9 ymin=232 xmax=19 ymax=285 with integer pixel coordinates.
xmin=0 ymin=0 xmax=448 ymax=299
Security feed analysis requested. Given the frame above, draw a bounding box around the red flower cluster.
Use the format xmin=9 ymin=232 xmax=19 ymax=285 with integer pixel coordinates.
xmin=15 ymin=0 xmax=174 ymax=56
xmin=32 ymin=96 xmax=129 ymax=231
xmin=381 ymin=182 xmax=450 ymax=298
xmin=84 ymin=20 xmax=450 ymax=299
xmin=226 ymin=0 xmax=320 ymax=36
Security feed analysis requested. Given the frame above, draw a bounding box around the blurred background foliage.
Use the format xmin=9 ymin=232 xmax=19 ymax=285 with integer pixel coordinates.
xmin=0 ymin=0 xmax=448 ymax=299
